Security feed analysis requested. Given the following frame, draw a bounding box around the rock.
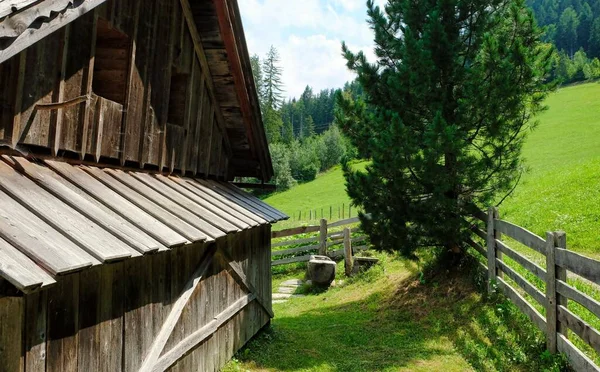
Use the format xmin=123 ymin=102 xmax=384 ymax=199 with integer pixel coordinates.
xmin=278 ymin=286 xmax=297 ymax=294
xmin=307 ymin=255 xmax=336 ymax=287
xmin=281 ymin=279 xmax=304 ymax=286
xmin=352 ymin=257 xmax=380 ymax=275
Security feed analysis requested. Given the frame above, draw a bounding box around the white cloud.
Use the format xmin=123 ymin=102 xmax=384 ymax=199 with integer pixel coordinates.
xmin=238 ymin=0 xmax=381 ymax=99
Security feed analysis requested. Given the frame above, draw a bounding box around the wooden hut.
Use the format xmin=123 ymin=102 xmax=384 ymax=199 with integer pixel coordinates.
xmin=0 ymin=1 xmax=286 ymax=371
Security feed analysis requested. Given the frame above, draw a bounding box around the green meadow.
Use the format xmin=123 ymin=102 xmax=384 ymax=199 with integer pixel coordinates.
xmin=227 ymin=82 xmax=600 ymax=371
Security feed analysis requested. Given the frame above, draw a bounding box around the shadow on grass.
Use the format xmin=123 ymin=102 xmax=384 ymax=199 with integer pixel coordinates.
xmin=233 ymin=258 xmax=569 ymax=372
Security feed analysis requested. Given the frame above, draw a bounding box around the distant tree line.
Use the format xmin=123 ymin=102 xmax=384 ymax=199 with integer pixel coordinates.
xmin=250 ymin=47 xmax=360 ymax=191
xmin=528 ymin=0 xmax=600 ymax=82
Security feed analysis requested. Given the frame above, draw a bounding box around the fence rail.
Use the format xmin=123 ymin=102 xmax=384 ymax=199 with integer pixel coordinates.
xmin=271 ymin=217 xmax=369 ymax=271
xmin=468 ymin=207 xmax=600 ymax=372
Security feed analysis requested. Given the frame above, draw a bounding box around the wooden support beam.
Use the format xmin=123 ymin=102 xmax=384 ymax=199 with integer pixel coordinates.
xmin=139 ymin=244 xmax=217 ymax=372
xmin=217 ymin=249 xmax=274 ymax=318
xmin=179 ymin=0 xmax=232 ymax=157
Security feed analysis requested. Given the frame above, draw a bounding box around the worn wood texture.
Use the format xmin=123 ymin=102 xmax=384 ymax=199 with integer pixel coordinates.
xmin=546 ymin=231 xmax=558 ymax=353
xmin=495 ymin=239 xmax=547 ymax=280
xmin=496 ymin=277 xmax=547 ymax=333
xmin=494 ymin=219 xmax=547 ymax=254
xmin=0 ymin=296 xmax=23 ymax=372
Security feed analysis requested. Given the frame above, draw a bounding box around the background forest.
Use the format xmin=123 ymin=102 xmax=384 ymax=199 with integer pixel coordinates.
xmin=249 ymin=0 xmax=600 ymax=192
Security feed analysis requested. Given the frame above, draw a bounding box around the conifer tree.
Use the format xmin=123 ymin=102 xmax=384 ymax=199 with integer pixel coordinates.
xmin=336 ymin=0 xmax=554 ymax=257
xmin=262 ymin=46 xmax=284 ymax=110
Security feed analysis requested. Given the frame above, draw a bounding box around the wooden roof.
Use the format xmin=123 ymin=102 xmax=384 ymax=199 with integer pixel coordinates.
xmin=0 ymin=0 xmax=274 ymax=180
xmin=0 ymin=155 xmax=286 ymax=294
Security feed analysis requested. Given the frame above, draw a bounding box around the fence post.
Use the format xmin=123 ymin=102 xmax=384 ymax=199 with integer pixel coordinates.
xmin=319 ymin=219 xmax=328 ymax=256
xmin=330 ymin=206 xmax=332 ymax=220
xmin=555 ymin=231 xmax=568 ymax=339
xmin=344 ymin=227 xmax=353 ymax=276
xmin=545 ymin=231 xmax=558 ymax=353
xmin=486 ymin=207 xmax=497 ymax=294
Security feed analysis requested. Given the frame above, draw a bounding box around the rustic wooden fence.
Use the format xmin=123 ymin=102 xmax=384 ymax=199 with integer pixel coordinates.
xmin=466 ymin=207 xmax=600 ymax=371
xmin=271 ymin=217 xmax=369 ymax=267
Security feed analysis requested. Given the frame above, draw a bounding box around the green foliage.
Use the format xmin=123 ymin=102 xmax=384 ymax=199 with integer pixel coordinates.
xmin=528 ymin=0 xmax=600 ymax=58
xmin=337 ymin=0 xmax=555 ymax=257
xmin=317 ymin=125 xmax=347 ymax=171
xmin=269 ymin=143 xmax=297 ymax=191
xmin=262 ymin=46 xmax=284 ymax=110
xmin=288 ymin=138 xmax=321 ymax=182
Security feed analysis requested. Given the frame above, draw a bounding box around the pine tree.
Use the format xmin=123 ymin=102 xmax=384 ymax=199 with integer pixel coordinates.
xmin=262 ymin=46 xmax=284 ymax=110
xmin=250 ymin=54 xmax=266 ymax=114
xmin=336 ymin=0 xmax=554 ymax=257
xmin=302 ymin=115 xmax=316 ymax=139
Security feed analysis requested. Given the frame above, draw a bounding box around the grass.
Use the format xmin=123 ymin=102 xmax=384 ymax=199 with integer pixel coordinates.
xmin=264 ymin=162 xmax=368 ymax=230
xmin=230 ymin=82 xmax=600 ymax=371
xmin=501 ymin=82 xmax=600 ymax=258
xmin=225 ymin=254 xmax=567 ymax=372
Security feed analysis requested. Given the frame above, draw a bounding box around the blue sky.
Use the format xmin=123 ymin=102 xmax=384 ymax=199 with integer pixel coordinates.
xmin=238 ymin=0 xmax=386 ymax=99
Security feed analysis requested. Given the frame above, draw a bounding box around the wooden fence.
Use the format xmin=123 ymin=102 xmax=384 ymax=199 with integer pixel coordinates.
xmin=271 ymin=217 xmax=369 ymax=267
xmin=467 ymin=207 xmax=600 ymax=372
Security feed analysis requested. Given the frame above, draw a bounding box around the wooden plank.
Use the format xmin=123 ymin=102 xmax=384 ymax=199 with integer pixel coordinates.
xmin=47 ymin=274 xmax=79 ymax=372
xmin=0 ymin=161 xmax=136 ymax=262
xmin=84 ymin=166 xmax=208 ymax=243
xmin=558 ymin=305 xmax=600 ymax=354
xmin=139 ymin=245 xmax=216 ymax=372
xmin=219 ymin=249 xmax=273 ymax=318
xmin=495 ymin=259 xmax=545 ymax=305
xmin=45 ymin=160 xmax=187 ymax=247
xmin=0 ymin=188 xmax=95 ymax=275
xmin=223 ymin=182 xmax=287 ymax=220
xmin=272 ymin=236 xmax=318 ymax=248
xmin=494 ymin=219 xmax=546 ymax=254
xmin=328 ymin=245 xmax=368 ymax=259
xmin=0 ymin=296 xmax=23 ymax=372
xmin=344 ymin=228 xmax=353 ymax=276
xmin=130 ymin=172 xmax=239 ymax=233
xmin=0 ymin=0 xmax=106 ymax=64
xmin=272 ymin=225 xmax=321 ymax=239
xmin=496 ymin=277 xmax=546 ymax=333
xmin=24 ymin=290 xmax=47 ymax=372
xmin=319 ymin=219 xmax=327 ymax=255
xmin=495 ymin=239 xmax=546 ymax=280
xmin=271 ymin=255 xmax=312 ymax=266
xmin=465 ymin=237 xmax=486 ymax=257
xmin=179 ymin=0 xmax=232 ymax=156
xmin=555 ymin=232 xmax=568 ymax=337
xmin=546 ymin=231 xmax=558 ymax=353
xmin=0 ymin=236 xmax=55 ymax=292
xmin=182 ymin=177 xmax=265 ymax=224
xmin=328 ymin=217 xmax=360 ymax=228
xmin=557 ymin=280 xmax=600 ymax=321
xmin=557 ymin=334 xmax=600 ymax=372
xmin=99 ymin=262 xmax=125 ymax=372
xmin=153 ymin=293 xmax=256 ymax=372
xmin=6 ymin=156 xmax=159 ymax=254
xmin=555 ymin=248 xmax=600 ymax=287
xmin=77 ymin=266 xmax=102 ymax=372
xmin=487 ymin=208 xmax=496 ymax=293
xmin=105 ymin=169 xmax=223 ymax=240
xmin=202 ymin=179 xmax=278 ymax=222
xmin=0 ymin=0 xmax=38 ymax=18
xmin=271 ymin=244 xmax=320 ymax=257
xmin=122 ymin=256 xmax=152 ymax=372
xmin=154 ymin=174 xmax=251 ymax=230
xmin=119 ymin=0 xmax=143 ymax=165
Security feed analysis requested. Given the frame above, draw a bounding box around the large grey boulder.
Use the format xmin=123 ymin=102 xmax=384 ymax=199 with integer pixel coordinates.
xmin=307 ymin=255 xmax=336 ymax=286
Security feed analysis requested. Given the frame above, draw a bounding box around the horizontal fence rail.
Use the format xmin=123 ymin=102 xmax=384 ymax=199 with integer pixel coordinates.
xmin=467 ymin=206 xmax=600 ymax=372
xmin=271 ymin=217 xmax=369 ymax=268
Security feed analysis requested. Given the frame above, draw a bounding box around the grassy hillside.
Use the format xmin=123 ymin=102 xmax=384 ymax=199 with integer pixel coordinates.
xmin=502 ymin=82 xmax=600 ymax=257
xmin=264 ymin=162 xmax=368 ymax=228
xmin=266 ymin=82 xmax=600 ymax=256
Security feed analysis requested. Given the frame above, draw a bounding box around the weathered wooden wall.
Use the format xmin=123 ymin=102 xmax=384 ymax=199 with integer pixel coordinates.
xmin=0 ymin=0 xmax=230 ymax=179
xmin=0 ymin=225 xmax=272 ymax=372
